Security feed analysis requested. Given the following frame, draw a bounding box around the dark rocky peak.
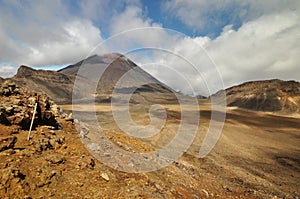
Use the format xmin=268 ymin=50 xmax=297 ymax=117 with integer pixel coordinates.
xmin=15 ymin=65 xmax=37 ymax=78
xmin=58 ymin=53 xmax=137 ymax=76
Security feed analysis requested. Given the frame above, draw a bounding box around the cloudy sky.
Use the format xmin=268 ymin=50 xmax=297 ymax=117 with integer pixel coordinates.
xmin=0 ymin=0 xmax=299 ymax=95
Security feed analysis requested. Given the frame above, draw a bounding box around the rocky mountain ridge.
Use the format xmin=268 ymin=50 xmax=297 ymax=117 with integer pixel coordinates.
xmin=11 ymin=65 xmax=96 ymax=104
xmin=10 ymin=53 xmax=174 ymax=104
xmin=225 ymin=79 xmax=300 ymax=114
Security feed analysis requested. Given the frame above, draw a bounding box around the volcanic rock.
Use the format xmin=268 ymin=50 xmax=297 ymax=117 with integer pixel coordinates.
xmin=0 ymin=113 xmax=11 ymax=126
xmin=44 ymin=153 xmax=65 ymax=164
xmin=100 ymin=172 xmax=109 ymax=181
xmin=0 ymin=80 xmax=59 ymax=130
xmin=0 ymin=136 xmax=17 ymax=152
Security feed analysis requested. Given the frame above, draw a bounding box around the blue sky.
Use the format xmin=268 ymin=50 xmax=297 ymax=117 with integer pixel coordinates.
xmin=62 ymin=0 xmax=244 ymax=39
xmin=0 ymin=0 xmax=299 ymax=94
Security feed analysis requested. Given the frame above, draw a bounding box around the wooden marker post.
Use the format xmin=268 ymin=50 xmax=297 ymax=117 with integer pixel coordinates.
xmin=27 ymin=102 xmax=37 ymax=141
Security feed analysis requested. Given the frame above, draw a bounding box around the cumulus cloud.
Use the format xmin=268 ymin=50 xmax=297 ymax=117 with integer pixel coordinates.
xmin=0 ymin=0 xmax=103 ymax=77
xmin=110 ymin=5 xmax=159 ymax=34
xmin=78 ymin=0 xmax=112 ymax=22
xmin=0 ymin=65 xmax=17 ymax=78
xmin=147 ymin=9 xmax=300 ymax=95
xmin=206 ymin=10 xmax=300 ymax=88
xmin=163 ymin=0 xmax=300 ymax=35
xmin=108 ymin=5 xmax=172 ymax=51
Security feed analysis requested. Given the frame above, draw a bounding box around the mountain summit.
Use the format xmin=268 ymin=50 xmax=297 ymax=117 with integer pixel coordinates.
xmin=59 ymin=53 xmax=173 ymax=95
xmin=58 ymin=53 xmax=137 ymax=75
xmin=15 ymin=65 xmax=37 ymax=78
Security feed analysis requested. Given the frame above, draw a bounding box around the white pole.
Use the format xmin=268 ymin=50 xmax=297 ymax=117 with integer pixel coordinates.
xmin=27 ymin=102 xmax=37 ymax=141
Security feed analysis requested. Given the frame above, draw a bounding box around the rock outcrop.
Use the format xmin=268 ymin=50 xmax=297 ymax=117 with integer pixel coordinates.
xmin=15 ymin=65 xmax=37 ymax=78
xmin=0 ymin=136 xmax=17 ymax=152
xmin=0 ymin=80 xmax=59 ymax=130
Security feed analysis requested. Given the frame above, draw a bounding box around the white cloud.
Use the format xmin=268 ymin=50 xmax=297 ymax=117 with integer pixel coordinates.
xmin=0 ymin=65 xmax=17 ymax=78
xmin=109 ymin=5 xmax=169 ymax=49
xmin=0 ymin=0 xmax=103 ymax=74
xmin=206 ymin=10 xmax=300 ymax=88
xmin=24 ymin=19 xmax=103 ymax=66
xmin=119 ymin=0 xmax=298 ymax=95
xmin=103 ymin=4 xmax=184 ymax=60
xmin=79 ymin=0 xmax=112 ymax=22
xmin=163 ymin=0 xmax=300 ymax=34
xmin=163 ymin=0 xmax=247 ymax=33
xmin=110 ymin=5 xmax=158 ymax=34
xmin=150 ymin=8 xmax=300 ymax=95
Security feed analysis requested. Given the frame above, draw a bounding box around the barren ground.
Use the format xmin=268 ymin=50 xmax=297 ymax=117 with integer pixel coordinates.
xmin=55 ymin=101 xmax=300 ymax=199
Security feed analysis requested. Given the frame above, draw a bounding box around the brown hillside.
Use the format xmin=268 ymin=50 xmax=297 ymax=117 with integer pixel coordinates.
xmin=225 ymin=79 xmax=300 ymax=113
xmin=12 ymin=65 xmax=93 ymax=104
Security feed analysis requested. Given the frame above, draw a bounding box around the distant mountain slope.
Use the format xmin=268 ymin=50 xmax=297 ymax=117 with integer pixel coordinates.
xmin=12 ymin=65 xmax=92 ymax=104
xmin=225 ymin=79 xmax=300 ymax=113
xmin=11 ymin=53 xmax=176 ymax=104
xmin=59 ymin=53 xmax=174 ymax=95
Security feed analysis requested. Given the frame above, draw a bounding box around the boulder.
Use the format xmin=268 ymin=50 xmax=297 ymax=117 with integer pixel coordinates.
xmin=5 ymin=106 xmax=14 ymax=116
xmin=0 ymin=136 xmax=17 ymax=152
xmin=42 ymin=111 xmax=57 ymax=127
xmin=0 ymin=113 xmax=11 ymax=126
xmin=44 ymin=153 xmax=65 ymax=164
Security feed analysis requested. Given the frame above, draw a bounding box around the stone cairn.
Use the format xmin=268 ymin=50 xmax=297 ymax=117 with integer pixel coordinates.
xmin=0 ymin=80 xmax=59 ymax=130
